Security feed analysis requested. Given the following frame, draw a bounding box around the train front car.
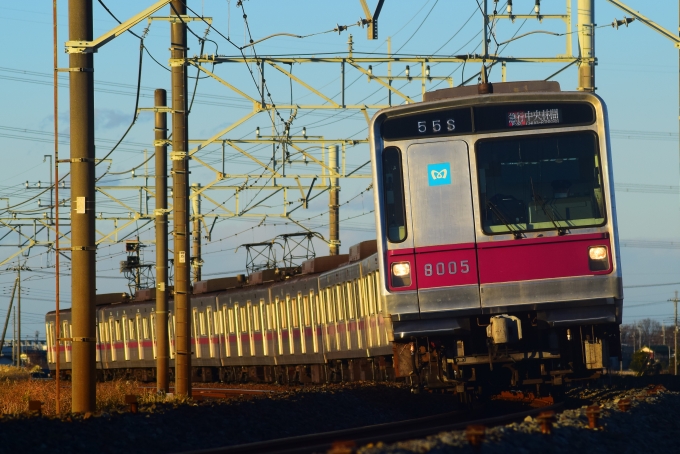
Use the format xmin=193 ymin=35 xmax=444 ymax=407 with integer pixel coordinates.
xmin=370 ymin=82 xmax=622 ymax=395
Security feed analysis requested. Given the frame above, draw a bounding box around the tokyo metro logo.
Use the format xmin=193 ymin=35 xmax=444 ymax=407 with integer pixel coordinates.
xmin=427 ymin=162 xmax=451 ymax=186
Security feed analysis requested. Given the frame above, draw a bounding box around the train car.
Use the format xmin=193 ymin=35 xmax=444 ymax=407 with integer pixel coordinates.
xmin=370 ymin=80 xmax=622 ymax=393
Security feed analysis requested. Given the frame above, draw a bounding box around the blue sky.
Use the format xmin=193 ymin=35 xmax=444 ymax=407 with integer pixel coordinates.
xmin=0 ymin=0 xmax=678 ymax=338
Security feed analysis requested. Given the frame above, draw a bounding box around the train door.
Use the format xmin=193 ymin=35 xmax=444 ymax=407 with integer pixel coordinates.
xmin=246 ymin=301 xmax=255 ymax=356
xmin=206 ymin=305 xmax=216 ymax=358
xmin=310 ymin=290 xmax=320 ymax=354
xmin=108 ymin=317 xmax=117 ymax=362
xmin=405 ymin=140 xmax=480 ymax=314
xmin=122 ymin=315 xmax=131 ymax=361
xmin=62 ymin=321 xmax=72 ymax=363
xmin=95 ymin=319 xmax=101 ymax=363
xmin=136 ymin=313 xmax=144 ymax=360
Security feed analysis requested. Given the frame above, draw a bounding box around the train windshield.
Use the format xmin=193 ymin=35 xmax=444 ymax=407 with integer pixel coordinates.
xmin=476 ymin=131 xmax=605 ymax=235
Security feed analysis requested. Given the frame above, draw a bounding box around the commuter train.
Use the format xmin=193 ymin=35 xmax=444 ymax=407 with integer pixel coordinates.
xmin=46 ymin=80 xmax=622 ymax=395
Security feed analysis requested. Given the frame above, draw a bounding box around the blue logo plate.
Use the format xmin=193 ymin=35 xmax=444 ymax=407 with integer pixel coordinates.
xmin=427 ymin=162 xmax=451 ymax=186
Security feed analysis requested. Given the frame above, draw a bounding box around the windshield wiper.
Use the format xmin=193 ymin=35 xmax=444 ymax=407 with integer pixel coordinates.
xmin=530 ymin=179 xmax=568 ymax=236
xmin=486 ymin=200 xmax=525 ymax=239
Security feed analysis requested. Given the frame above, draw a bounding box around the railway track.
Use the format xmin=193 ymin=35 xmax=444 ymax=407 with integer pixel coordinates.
xmin=186 ymin=401 xmax=563 ymax=454
xmin=136 ymin=386 xmax=276 ymax=400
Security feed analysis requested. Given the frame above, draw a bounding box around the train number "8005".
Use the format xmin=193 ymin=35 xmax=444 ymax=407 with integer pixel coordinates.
xmin=424 ymin=260 xmax=470 ymax=276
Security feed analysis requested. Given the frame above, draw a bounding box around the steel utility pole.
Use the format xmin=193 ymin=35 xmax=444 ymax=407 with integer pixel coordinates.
xmin=69 ymin=0 xmax=97 ymax=413
xmin=171 ymin=0 xmax=191 ymax=397
xmin=155 ymin=88 xmax=169 ymax=393
xmin=671 ymin=291 xmax=679 ymax=375
xmin=328 ymin=145 xmax=340 ymax=255
xmin=191 ymin=182 xmax=202 ymax=282
xmin=577 ymin=0 xmax=595 ymax=91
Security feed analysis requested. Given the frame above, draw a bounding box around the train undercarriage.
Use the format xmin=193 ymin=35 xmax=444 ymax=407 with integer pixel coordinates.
xmin=393 ymin=312 xmax=621 ymax=399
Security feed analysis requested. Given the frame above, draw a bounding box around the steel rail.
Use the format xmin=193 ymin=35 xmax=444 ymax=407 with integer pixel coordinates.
xmin=185 ymin=401 xmax=563 ymax=454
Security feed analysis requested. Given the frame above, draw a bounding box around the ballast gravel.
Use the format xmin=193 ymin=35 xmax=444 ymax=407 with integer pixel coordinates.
xmin=0 ymin=382 xmax=461 ymax=454
xmin=359 ymin=377 xmax=680 ymax=454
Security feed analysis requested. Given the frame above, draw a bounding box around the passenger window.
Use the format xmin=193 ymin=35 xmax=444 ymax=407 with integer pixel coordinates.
xmin=303 ymin=295 xmax=311 ymax=326
xmin=346 ymin=283 xmax=355 ymax=319
xmin=240 ymin=306 xmax=248 ymax=333
xmin=382 ymin=147 xmax=407 ymax=243
xmin=326 ymin=288 xmax=335 ymax=322
xmin=207 ymin=307 xmax=214 ymax=335
xmin=290 ymin=295 xmax=299 ymax=328
xmin=115 ymin=320 xmax=121 ymax=341
xmin=228 ymin=308 xmax=235 ymax=333
xmin=252 ymin=302 xmax=261 ymax=331
xmin=336 ymin=285 xmax=345 ymax=321
xmin=142 ymin=317 xmax=149 ymax=339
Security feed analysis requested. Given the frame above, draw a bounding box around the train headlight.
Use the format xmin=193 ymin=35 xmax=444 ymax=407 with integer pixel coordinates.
xmin=588 ymin=246 xmax=609 ymax=271
xmin=391 ymin=262 xmax=412 ymax=287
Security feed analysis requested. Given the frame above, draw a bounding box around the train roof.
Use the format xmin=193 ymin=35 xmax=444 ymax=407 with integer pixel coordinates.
xmin=423 ymin=80 xmax=560 ymax=102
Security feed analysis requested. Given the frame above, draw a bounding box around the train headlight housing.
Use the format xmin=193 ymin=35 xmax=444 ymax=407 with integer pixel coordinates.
xmin=391 ymin=262 xmax=412 ymax=287
xmin=588 ymin=246 xmax=609 ymax=271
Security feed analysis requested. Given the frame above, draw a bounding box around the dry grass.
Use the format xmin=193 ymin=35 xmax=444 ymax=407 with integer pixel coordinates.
xmin=0 ymin=368 xmax=159 ymax=417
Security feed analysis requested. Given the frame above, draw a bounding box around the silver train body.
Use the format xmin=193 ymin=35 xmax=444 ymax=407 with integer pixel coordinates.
xmin=46 ymin=250 xmax=396 ymax=382
xmin=370 ymin=81 xmax=622 ymax=390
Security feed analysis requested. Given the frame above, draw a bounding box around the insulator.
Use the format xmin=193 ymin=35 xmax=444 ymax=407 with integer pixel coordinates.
xmin=368 ymin=65 xmax=372 ymax=75
xmin=535 ymin=0 xmax=540 ymax=14
xmin=507 ymin=0 xmax=512 ymax=14
xmin=256 ymin=126 xmax=260 ymax=137
xmin=426 ymin=65 xmax=431 ymax=77
xmin=405 ymin=65 xmax=410 ymax=77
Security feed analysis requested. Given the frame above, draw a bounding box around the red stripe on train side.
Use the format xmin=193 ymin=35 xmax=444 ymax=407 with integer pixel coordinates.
xmin=477 ymin=233 xmax=612 ymax=284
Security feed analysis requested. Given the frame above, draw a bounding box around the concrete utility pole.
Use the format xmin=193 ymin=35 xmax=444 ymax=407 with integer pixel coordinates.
xmin=328 ymin=145 xmax=340 ymax=255
xmin=69 ymin=0 xmax=97 ymax=413
xmin=577 ymin=0 xmax=595 ymax=91
xmin=171 ymin=0 xmax=191 ymax=397
xmin=155 ymin=88 xmax=169 ymax=394
xmin=17 ymin=263 xmax=21 ymax=365
xmin=191 ymin=183 xmax=202 ymax=283
xmin=671 ymin=291 xmax=679 ymax=376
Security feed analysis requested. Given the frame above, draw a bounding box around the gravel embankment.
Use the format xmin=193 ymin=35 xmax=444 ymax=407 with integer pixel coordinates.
xmin=0 ymin=383 xmax=461 ymax=454
xmin=359 ymin=376 xmax=680 ymax=454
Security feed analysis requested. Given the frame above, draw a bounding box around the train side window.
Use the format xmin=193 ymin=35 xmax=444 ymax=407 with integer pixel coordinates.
xmin=303 ymin=295 xmax=311 ymax=326
xmin=142 ymin=317 xmax=149 ymax=339
xmin=335 ymin=284 xmax=345 ymax=321
xmin=382 ymin=147 xmax=407 ymax=243
xmin=206 ymin=306 xmax=214 ymax=335
xmin=228 ymin=308 xmax=235 ymax=333
xmin=252 ymin=302 xmax=261 ymax=331
xmin=374 ymin=273 xmax=382 ymax=312
xmin=240 ymin=306 xmax=248 ymax=333
xmin=200 ymin=311 xmax=207 ymax=336
xmin=326 ymin=288 xmax=335 ymax=322
xmin=128 ymin=318 xmax=136 ymax=340
xmin=114 ymin=319 xmax=121 ymax=341
xmin=346 ymin=282 xmax=355 ymax=319
xmin=287 ymin=295 xmax=298 ymax=328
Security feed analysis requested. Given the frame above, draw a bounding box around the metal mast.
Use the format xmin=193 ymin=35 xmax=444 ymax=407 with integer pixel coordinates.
xmin=577 ymin=0 xmax=595 ymax=91
xmin=69 ymin=0 xmax=97 ymax=413
xmin=171 ymin=0 xmax=191 ymax=397
xmin=154 ymin=88 xmax=169 ymax=393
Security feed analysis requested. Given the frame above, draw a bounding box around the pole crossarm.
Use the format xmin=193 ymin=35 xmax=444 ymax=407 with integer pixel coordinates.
xmin=606 ymin=0 xmax=680 ymax=48
xmin=348 ymin=61 xmax=414 ymax=103
xmin=268 ymin=62 xmax=340 ymax=107
xmin=65 ymin=0 xmax=172 ymax=53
